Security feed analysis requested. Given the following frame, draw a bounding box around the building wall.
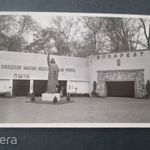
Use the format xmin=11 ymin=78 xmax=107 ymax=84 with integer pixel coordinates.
xmin=0 ymin=51 xmax=90 ymax=95
xmin=0 ymin=79 xmax=12 ymax=95
xmin=67 ymin=80 xmax=90 ymax=94
xmin=88 ymin=50 xmax=150 ymax=94
xmin=0 ymin=51 xmax=89 ymax=81
xmin=0 ymin=50 xmax=150 ymax=97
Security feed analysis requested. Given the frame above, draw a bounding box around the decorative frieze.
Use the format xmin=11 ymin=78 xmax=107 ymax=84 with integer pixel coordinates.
xmin=97 ymin=70 xmax=145 ymax=98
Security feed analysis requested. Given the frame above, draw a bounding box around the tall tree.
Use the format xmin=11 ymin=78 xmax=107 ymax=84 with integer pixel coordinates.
xmin=26 ymin=16 xmax=80 ymax=55
xmin=140 ymin=18 xmax=150 ymax=49
xmin=80 ymin=17 xmax=106 ymax=56
xmin=104 ymin=18 xmax=142 ymax=52
xmin=25 ymin=28 xmax=56 ymax=54
xmin=0 ymin=15 xmax=39 ymax=51
xmin=0 ymin=16 xmax=15 ymax=50
xmin=7 ymin=15 xmax=39 ymax=51
xmin=50 ymin=16 xmax=79 ymax=55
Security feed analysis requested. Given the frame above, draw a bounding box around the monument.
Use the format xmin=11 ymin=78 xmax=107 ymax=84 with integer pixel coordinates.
xmin=42 ymin=51 xmax=60 ymax=102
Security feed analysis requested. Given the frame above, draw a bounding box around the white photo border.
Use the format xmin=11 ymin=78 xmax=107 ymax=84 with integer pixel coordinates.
xmin=0 ymin=11 xmax=150 ymax=128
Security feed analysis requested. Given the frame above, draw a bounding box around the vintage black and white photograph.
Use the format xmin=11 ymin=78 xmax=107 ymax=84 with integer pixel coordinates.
xmin=0 ymin=12 xmax=150 ymax=124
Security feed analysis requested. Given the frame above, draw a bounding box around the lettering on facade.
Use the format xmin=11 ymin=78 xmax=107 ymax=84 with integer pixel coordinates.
xmin=23 ymin=66 xmax=37 ymax=70
xmin=65 ymin=68 xmax=75 ymax=72
xmin=1 ymin=64 xmax=21 ymax=70
xmin=95 ymin=51 xmax=145 ymax=60
xmin=117 ymin=59 xmax=121 ymax=66
xmin=0 ymin=64 xmax=75 ymax=72
xmin=14 ymin=73 xmax=30 ymax=79
xmin=1 ymin=64 xmax=76 ymax=73
xmin=59 ymin=68 xmax=64 ymax=72
xmin=38 ymin=67 xmax=48 ymax=71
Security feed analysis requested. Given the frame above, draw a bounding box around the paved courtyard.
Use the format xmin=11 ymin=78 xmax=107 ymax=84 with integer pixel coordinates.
xmin=0 ymin=96 xmax=150 ymax=123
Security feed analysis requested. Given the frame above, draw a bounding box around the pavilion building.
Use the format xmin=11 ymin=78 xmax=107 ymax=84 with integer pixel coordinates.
xmin=0 ymin=49 xmax=150 ymax=98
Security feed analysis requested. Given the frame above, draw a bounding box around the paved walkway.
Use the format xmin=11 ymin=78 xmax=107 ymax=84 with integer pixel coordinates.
xmin=0 ymin=97 xmax=150 ymax=123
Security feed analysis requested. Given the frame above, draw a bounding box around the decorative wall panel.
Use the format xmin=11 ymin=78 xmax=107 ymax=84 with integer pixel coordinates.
xmin=97 ymin=70 xmax=145 ymax=98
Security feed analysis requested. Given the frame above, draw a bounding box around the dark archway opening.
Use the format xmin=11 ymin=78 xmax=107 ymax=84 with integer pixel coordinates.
xmin=106 ymin=81 xmax=135 ymax=98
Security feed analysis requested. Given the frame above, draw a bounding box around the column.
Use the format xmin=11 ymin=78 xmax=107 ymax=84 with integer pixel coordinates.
xmin=9 ymin=79 xmax=13 ymax=96
xmin=30 ymin=80 xmax=34 ymax=94
xmin=66 ymin=80 xmax=70 ymax=94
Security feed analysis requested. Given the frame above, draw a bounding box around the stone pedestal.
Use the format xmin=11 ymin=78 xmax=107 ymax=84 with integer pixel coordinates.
xmin=42 ymin=93 xmax=60 ymax=102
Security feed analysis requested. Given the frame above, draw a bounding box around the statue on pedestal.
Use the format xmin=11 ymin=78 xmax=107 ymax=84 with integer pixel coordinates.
xmin=47 ymin=51 xmax=59 ymax=93
xmin=42 ymin=50 xmax=60 ymax=102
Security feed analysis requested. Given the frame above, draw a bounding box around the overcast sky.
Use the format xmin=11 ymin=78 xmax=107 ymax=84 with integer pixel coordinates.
xmin=31 ymin=14 xmax=51 ymax=27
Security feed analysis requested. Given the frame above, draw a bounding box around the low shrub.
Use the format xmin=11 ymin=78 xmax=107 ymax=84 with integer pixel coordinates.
xmin=146 ymin=80 xmax=150 ymax=98
xmin=0 ymin=92 xmax=11 ymax=97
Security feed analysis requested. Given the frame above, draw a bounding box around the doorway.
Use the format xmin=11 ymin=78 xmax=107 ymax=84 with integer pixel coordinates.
xmin=106 ymin=81 xmax=135 ymax=98
xmin=33 ymin=80 xmax=47 ymax=96
xmin=58 ymin=80 xmax=67 ymax=96
xmin=13 ymin=80 xmax=30 ymax=96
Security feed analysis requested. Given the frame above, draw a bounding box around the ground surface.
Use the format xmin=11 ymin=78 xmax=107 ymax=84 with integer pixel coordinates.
xmin=0 ymin=96 xmax=150 ymax=123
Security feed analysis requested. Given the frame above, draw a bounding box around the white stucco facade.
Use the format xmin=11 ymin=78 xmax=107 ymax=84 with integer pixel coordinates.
xmin=0 ymin=50 xmax=150 ymax=97
xmin=88 ymin=50 xmax=150 ymax=97
xmin=0 ymin=51 xmax=89 ymax=96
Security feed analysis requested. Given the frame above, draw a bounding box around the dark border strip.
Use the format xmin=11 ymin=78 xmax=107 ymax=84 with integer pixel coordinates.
xmin=0 ymin=0 xmax=150 ymax=15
